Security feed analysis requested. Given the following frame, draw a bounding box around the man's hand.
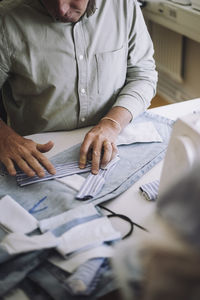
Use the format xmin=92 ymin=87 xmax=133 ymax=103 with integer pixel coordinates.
xmin=0 ymin=121 xmax=56 ymax=177
xmin=79 ymin=107 xmax=132 ymax=174
xmin=79 ymin=119 xmax=119 ymax=174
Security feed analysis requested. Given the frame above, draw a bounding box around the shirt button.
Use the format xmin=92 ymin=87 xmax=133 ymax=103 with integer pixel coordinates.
xmin=81 ymin=88 xmax=86 ymax=94
xmin=79 ymin=54 xmax=84 ymax=60
xmin=81 ymin=117 xmax=85 ymax=122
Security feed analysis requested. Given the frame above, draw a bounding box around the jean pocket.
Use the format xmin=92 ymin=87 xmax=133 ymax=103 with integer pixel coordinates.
xmin=95 ymin=45 xmax=127 ymax=95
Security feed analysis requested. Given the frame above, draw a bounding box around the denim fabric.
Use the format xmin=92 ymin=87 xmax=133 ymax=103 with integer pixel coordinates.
xmin=87 ymin=112 xmax=173 ymax=205
xmin=0 ymin=111 xmax=173 ymax=299
xmin=28 ymin=263 xmax=82 ymax=300
xmin=27 ymin=259 xmax=117 ymax=300
xmin=0 ymin=249 xmax=52 ymax=297
xmin=0 ymin=112 xmax=174 ymax=234
xmin=19 ymin=277 xmax=53 ymax=300
xmin=2 ymin=256 xmax=116 ymax=299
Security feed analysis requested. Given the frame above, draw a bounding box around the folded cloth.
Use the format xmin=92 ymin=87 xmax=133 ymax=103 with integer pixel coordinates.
xmin=16 ymin=161 xmax=91 ymax=187
xmin=55 ymin=174 xmax=85 ymax=191
xmin=65 ymin=258 xmax=105 ymax=296
xmin=139 ymin=180 xmax=160 ymax=201
xmin=56 ymin=217 xmax=121 ymax=256
xmin=116 ymin=121 xmax=163 ymax=145
xmin=0 ymin=195 xmax=38 ymax=234
xmin=0 ymin=232 xmax=58 ymax=255
xmin=39 ymin=203 xmax=99 ymax=233
xmin=49 ymin=244 xmax=114 ymax=273
xmin=76 ymin=155 xmax=120 ymax=200
xmin=15 ymin=120 xmax=162 ymax=188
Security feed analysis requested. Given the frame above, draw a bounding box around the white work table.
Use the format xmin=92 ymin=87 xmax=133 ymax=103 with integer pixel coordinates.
xmin=28 ymin=98 xmax=200 ymax=236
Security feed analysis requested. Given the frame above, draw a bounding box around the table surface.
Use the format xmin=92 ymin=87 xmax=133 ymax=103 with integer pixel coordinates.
xmin=27 ymin=98 xmax=200 ymax=236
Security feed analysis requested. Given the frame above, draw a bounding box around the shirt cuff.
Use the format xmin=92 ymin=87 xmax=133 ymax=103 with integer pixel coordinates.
xmin=112 ymin=94 xmax=147 ymax=120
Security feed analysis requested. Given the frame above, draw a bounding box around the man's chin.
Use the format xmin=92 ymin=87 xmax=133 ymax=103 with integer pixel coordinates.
xmin=57 ymin=15 xmax=82 ymax=23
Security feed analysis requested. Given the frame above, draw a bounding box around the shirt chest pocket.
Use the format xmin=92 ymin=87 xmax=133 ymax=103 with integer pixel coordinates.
xmin=95 ymin=45 xmax=127 ymax=95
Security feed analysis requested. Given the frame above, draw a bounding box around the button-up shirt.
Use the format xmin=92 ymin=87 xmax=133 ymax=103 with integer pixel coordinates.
xmin=0 ymin=0 xmax=157 ymax=135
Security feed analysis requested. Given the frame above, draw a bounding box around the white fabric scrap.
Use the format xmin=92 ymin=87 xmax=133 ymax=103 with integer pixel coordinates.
xmin=116 ymin=121 xmax=163 ymax=145
xmin=49 ymin=244 xmax=114 ymax=273
xmin=55 ymin=174 xmax=85 ymax=191
xmin=39 ymin=203 xmax=98 ymax=233
xmin=0 ymin=195 xmax=38 ymax=234
xmin=57 ymin=217 xmax=121 ymax=256
xmin=0 ymin=231 xmax=58 ymax=255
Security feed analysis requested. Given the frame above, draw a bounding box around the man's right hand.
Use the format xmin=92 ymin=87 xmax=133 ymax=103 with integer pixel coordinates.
xmin=0 ymin=120 xmax=56 ymax=177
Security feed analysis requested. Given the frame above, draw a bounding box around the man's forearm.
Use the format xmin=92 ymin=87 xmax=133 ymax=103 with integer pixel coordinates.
xmin=99 ymin=106 xmax=132 ymax=133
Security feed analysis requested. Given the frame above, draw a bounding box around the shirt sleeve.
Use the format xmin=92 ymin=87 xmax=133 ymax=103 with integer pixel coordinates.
xmin=0 ymin=16 xmax=11 ymax=88
xmin=113 ymin=0 xmax=158 ymax=119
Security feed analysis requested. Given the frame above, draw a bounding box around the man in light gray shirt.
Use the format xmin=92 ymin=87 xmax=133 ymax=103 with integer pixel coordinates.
xmin=0 ymin=0 xmax=157 ymax=177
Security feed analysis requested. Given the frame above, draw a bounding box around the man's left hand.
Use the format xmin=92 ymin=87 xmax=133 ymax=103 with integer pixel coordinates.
xmin=79 ymin=119 xmax=120 ymax=174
